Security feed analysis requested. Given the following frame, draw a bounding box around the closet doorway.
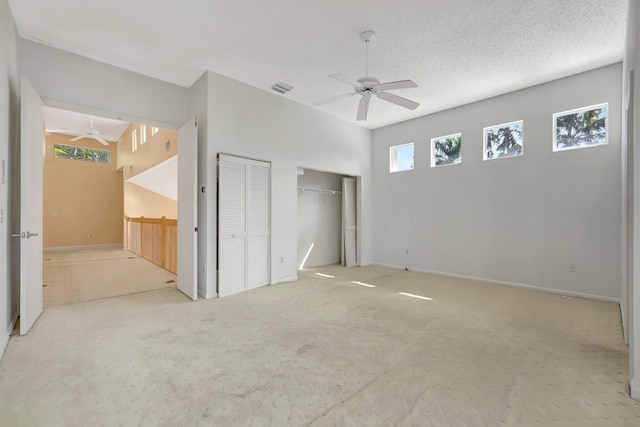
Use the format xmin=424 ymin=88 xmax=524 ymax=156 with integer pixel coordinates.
xmin=297 ymin=168 xmax=358 ymax=269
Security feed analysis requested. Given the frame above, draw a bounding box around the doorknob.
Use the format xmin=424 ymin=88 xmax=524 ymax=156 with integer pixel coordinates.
xmin=26 ymin=231 xmax=39 ymax=239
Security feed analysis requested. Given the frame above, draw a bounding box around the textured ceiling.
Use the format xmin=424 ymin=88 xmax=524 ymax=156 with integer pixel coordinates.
xmin=9 ymin=0 xmax=628 ymax=129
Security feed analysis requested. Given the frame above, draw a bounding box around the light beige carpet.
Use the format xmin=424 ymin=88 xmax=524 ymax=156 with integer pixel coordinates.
xmin=43 ymin=246 xmax=177 ymax=307
xmin=1 ymin=264 xmax=639 ymax=426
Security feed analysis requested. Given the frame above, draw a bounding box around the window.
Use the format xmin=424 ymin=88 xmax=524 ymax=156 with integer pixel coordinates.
xmin=390 ymin=143 xmax=414 ymax=173
xmin=141 ymin=125 xmax=147 ymax=144
xmin=151 ymin=126 xmax=159 ymax=136
xmin=483 ymin=120 xmax=523 ymax=160
xmin=553 ymin=103 xmax=607 ymax=151
xmin=132 ymin=129 xmax=138 ymax=152
xmin=53 ymin=144 xmax=110 ymax=163
xmin=431 ymin=133 xmax=462 ymax=167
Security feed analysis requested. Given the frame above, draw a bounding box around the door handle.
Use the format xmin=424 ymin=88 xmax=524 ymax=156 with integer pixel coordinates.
xmin=11 ymin=231 xmax=39 ymax=239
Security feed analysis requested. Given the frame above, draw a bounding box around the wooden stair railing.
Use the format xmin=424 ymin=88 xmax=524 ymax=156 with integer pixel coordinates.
xmin=125 ymin=216 xmax=177 ymax=274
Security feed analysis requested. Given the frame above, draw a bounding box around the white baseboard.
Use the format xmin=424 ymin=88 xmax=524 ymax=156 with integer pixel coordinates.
xmin=44 ymin=243 xmax=123 ymax=252
xmin=620 ymin=303 xmax=629 ymax=344
xmin=631 ymin=379 xmax=640 ymax=400
xmin=372 ymin=263 xmax=620 ymax=304
xmin=198 ymin=288 xmax=217 ymax=299
xmin=0 ymin=333 xmax=7 ymax=361
xmin=274 ymin=275 xmax=298 ymax=285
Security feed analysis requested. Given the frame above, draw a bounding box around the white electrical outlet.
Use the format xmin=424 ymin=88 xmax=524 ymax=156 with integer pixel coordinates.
xmin=570 ymin=263 xmax=577 ymax=273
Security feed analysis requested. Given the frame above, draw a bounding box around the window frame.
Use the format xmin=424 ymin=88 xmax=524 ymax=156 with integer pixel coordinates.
xmin=431 ymin=133 xmax=462 ymax=167
xmin=389 ymin=142 xmax=415 ymax=173
xmin=53 ymin=143 xmax=111 ymax=163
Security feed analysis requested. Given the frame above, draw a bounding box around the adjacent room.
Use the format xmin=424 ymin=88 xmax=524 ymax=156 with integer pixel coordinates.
xmin=42 ymin=107 xmax=179 ymax=306
xmin=1 ymin=0 xmax=640 ymax=425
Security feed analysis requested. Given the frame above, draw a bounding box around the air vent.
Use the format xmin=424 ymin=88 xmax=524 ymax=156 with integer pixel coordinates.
xmin=271 ymin=82 xmax=293 ymax=94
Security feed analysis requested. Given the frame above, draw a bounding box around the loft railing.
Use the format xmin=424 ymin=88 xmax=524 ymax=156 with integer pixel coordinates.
xmin=125 ymin=216 xmax=177 ymax=274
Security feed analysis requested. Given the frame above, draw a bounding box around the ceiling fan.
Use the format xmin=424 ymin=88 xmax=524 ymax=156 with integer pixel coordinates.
xmin=70 ymin=116 xmax=110 ymax=145
xmin=314 ymin=31 xmax=419 ymax=121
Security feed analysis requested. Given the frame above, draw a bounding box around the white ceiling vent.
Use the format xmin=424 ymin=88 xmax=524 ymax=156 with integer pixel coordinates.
xmin=272 ymin=82 xmax=293 ymax=94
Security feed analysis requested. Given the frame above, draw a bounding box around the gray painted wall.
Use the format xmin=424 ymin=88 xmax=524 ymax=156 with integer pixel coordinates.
xmin=372 ymin=64 xmax=622 ymax=301
xmin=0 ymin=0 xmax=20 ymax=357
xmin=297 ymin=169 xmax=346 ymax=268
xmin=200 ymin=71 xmax=373 ymax=297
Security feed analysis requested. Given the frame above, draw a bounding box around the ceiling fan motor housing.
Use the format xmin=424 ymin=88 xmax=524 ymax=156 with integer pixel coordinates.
xmin=357 ymin=77 xmax=380 ymax=92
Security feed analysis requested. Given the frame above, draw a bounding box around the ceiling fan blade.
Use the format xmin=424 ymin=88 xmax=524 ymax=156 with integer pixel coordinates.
xmin=94 ymin=135 xmax=110 ymax=146
xmin=377 ymin=91 xmax=420 ymax=110
xmin=312 ymin=92 xmax=357 ymax=106
xmin=356 ymin=93 xmax=371 ymax=121
xmin=330 ymin=74 xmax=363 ymax=89
xmin=373 ymin=79 xmax=418 ymax=91
xmin=70 ymin=135 xmax=86 ymax=142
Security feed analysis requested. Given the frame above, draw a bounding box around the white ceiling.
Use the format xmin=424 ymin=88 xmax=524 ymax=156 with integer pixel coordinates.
xmin=9 ymin=0 xmax=629 ymax=129
xmin=44 ymin=106 xmax=131 ymax=142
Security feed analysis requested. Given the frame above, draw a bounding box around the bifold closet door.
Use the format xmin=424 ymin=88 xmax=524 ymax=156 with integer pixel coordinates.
xmin=342 ymin=177 xmax=357 ymax=267
xmin=218 ymin=155 xmax=270 ymax=297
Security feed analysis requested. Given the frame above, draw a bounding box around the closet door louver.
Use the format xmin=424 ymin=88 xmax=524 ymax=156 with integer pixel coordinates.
xmin=218 ymin=154 xmax=270 ymax=297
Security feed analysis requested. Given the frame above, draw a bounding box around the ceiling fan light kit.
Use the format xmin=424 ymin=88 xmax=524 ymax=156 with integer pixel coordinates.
xmin=314 ymin=30 xmax=420 ymax=121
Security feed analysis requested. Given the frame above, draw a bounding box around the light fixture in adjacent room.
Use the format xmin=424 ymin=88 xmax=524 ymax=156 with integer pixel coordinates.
xmin=272 ymin=81 xmax=293 ymax=94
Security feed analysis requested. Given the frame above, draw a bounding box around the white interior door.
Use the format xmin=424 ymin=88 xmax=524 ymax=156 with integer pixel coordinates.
xmin=247 ymin=161 xmax=270 ymax=289
xmin=342 ymin=177 xmax=357 ymax=267
xmin=18 ymin=77 xmax=44 ymax=335
xmin=218 ymin=154 xmax=270 ymax=297
xmin=177 ymin=116 xmax=198 ymax=300
xmin=219 ymin=157 xmax=247 ymax=297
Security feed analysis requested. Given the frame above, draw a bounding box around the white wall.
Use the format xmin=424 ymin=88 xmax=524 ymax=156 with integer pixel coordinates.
xmin=0 ymin=0 xmax=20 ymax=357
xmin=187 ymin=73 xmax=210 ymax=298
xmin=297 ymin=169 xmax=346 ymax=268
xmin=626 ymin=0 xmax=640 ymax=401
xmin=199 ymin=71 xmax=372 ymax=297
xmin=372 ymin=64 xmax=622 ymax=302
xmin=18 ymin=40 xmax=189 ymax=129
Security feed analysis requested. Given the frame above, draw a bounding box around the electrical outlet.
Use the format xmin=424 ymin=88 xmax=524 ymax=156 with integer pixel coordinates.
xmin=405 ymin=249 xmax=409 ymax=255
xmin=570 ymin=263 xmax=577 ymax=273
xmin=280 ymin=257 xmax=284 ymax=264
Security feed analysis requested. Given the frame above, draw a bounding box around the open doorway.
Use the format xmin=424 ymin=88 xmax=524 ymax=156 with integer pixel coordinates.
xmin=42 ymin=106 xmax=178 ymax=307
xmin=297 ymin=168 xmax=358 ymax=270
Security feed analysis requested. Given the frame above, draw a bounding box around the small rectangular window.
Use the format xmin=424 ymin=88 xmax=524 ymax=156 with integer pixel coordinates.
xmin=132 ymin=129 xmax=138 ymax=152
xmin=553 ymin=103 xmax=607 ymax=151
xmin=151 ymin=126 xmax=159 ymax=136
xmin=53 ymin=144 xmax=110 ymax=163
xmin=431 ymin=133 xmax=462 ymax=167
xmin=141 ymin=125 xmax=147 ymax=144
xmin=483 ymin=120 xmax=523 ymax=161
xmin=390 ymin=143 xmax=414 ymax=173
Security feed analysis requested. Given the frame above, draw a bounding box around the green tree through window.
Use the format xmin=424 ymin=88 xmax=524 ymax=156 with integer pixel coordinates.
xmin=53 ymin=144 xmax=110 ymax=163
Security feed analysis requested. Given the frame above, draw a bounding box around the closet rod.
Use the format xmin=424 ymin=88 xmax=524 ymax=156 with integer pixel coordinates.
xmin=297 ymin=187 xmax=342 ymax=195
